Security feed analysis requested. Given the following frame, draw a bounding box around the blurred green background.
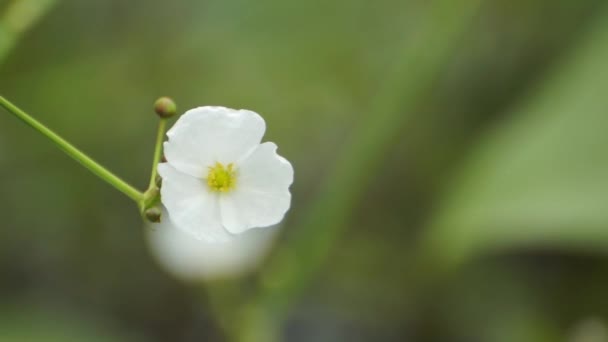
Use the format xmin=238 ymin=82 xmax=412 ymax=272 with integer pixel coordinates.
xmin=2 ymin=0 xmax=608 ymax=341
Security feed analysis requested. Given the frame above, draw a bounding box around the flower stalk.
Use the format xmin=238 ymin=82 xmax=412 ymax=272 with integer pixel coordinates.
xmin=0 ymin=95 xmax=144 ymax=202
xmin=148 ymin=118 xmax=167 ymax=190
xmin=139 ymin=96 xmax=177 ymax=218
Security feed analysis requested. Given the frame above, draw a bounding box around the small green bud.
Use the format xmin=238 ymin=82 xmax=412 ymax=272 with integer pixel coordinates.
xmin=145 ymin=207 xmax=162 ymax=223
xmin=154 ymin=97 xmax=177 ymax=118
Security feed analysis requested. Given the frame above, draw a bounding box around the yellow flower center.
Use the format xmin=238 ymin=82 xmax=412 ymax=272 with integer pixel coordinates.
xmin=206 ymin=162 xmax=236 ymax=192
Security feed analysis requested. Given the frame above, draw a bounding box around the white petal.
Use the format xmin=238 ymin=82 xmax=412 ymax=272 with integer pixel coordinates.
xmin=146 ymin=209 xmax=280 ymax=282
xmin=164 ymin=106 xmax=266 ymax=177
xmin=158 ymin=163 xmax=232 ymax=242
xmin=220 ymin=142 xmax=293 ymax=234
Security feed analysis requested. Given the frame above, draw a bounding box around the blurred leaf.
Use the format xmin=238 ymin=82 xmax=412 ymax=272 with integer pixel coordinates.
xmin=256 ymin=0 xmax=483 ymax=314
xmin=428 ymin=6 xmax=608 ymax=265
xmin=0 ymin=0 xmax=58 ymax=64
xmin=0 ymin=304 xmax=139 ymax=342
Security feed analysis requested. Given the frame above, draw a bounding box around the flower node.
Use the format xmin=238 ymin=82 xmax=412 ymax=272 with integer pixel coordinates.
xmin=206 ymin=162 xmax=236 ymax=192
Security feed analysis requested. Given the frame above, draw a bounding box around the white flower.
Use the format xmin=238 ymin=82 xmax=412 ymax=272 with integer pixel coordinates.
xmin=146 ymin=208 xmax=279 ymax=281
xmin=158 ymin=106 xmax=293 ymax=242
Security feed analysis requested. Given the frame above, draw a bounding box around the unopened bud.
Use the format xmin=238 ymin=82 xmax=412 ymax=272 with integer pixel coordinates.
xmin=145 ymin=207 xmax=162 ymax=223
xmin=154 ymin=97 xmax=177 ymax=118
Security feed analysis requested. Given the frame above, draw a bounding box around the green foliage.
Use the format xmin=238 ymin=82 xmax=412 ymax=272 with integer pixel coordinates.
xmin=0 ymin=0 xmax=57 ymax=63
xmin=0 ymin=304 xmax=139 ymax=342
xmin=428 ymin=6 xmax=608 ymax=265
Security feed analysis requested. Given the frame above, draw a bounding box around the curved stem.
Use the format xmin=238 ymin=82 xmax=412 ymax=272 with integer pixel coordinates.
xmin=148 ymin=118 xmax=167 ymax=190
xmin=0 ymin=96 xmax=144 ymax=202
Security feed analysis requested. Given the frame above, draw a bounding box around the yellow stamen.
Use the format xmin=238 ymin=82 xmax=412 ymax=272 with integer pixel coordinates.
xmin=206 ymin=162 xmax=236 ymax=192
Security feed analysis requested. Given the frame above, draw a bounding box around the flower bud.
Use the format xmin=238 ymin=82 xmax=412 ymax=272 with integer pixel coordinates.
xmin=145 ymin=206 xmax=162 ymax=223
xmin=154 ymin=97 xmax=177 ymax=118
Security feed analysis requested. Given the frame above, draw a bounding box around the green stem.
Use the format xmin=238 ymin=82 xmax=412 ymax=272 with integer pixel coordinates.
xmin=148 ymin=118 xmax=167 ymax=190
xmin=0 ymin=96 xmax=144 ymax=202
xmin=246 ymin=0 xmax=483 ymax=325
